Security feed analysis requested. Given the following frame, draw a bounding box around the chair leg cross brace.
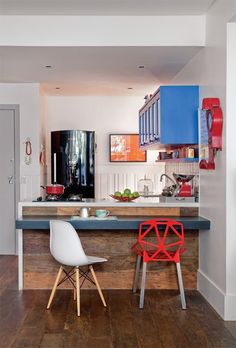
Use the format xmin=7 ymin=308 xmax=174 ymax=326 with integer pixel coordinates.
xmin=58 ymin=267 xmax=76 ymax=288
xmin=79 ymin=268 xmax=96 ymax=287
xmin=56 ymin=267 xmax=96 ymax=289
xmin=47 ymin=264 xmax=107 ymax=317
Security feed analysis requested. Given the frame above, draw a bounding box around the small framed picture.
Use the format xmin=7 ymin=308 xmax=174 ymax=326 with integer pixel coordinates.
xmin=109 ymin=134 xmax=146 ymax=162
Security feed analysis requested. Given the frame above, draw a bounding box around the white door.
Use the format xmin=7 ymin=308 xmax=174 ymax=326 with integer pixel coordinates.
xmin=0 ymin=108 xmax=16 ymax=254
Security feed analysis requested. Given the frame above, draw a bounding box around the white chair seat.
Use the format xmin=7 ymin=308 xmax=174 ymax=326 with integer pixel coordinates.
xmin=87 ymin=256 xmax=107 ymax=264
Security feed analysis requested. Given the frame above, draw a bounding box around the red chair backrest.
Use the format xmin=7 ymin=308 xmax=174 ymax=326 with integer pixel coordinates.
xmin=132 ymin=219 xmax=185 ymax=263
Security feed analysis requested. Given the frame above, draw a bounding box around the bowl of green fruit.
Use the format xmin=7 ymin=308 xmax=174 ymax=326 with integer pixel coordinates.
xmin=110 ymin=188 xmax=140 ymax=202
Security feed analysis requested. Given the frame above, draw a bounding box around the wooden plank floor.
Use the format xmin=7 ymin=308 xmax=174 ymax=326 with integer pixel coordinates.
xmin=0 ymin=256 xmax=236 ymax=348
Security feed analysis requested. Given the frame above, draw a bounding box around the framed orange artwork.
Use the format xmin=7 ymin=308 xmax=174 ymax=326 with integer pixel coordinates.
xmin=109 ymin=134 xmax=146 ymax=162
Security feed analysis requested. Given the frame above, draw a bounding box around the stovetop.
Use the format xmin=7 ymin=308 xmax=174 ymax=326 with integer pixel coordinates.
xmin=34 ymin=194 xmax=84 ymax=202
xmin=33 ymin=199 xmax=85 ymax=202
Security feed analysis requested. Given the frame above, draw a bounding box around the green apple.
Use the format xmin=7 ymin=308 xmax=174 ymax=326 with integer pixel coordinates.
xmin=133 ymin=191 xmax=140 ymax=198
xmin=124 ymin=188 xmax=131 ymax=195
xmin=114 ymin=191 xmax=121 ymax=197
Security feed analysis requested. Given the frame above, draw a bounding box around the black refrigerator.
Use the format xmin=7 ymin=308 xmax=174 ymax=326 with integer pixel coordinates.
xmin=51 ymin=130 xmax=95 ymax=198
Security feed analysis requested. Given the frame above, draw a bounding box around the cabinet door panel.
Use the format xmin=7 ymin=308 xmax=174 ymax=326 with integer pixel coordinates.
xmin=154 ymin=98 xmax=160 ymax=140
xmin=147 ymin=106 xmax=151 ymax=142
xmin=139 ymin=115 xmax=142 ymax=145
xmin=144 ymin=110 xmax=148 ymax=144
xmin=140 ymin=113 xmax=145 ymax=145
xmin=150 ymin=102 xmax=155 ymax=142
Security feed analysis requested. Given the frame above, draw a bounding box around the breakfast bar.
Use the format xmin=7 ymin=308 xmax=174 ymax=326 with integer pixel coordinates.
xmin=16 ymin=200 xmax=210 ymax=291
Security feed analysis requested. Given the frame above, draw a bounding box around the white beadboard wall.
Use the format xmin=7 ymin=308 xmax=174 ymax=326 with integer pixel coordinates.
xmin=20 ymin=160 xmax=199 ymax=200
xmin=96 ymin=163 xmax=165 ymax=199
xmin=165 ymin=162 xmax=199 ymax=175
xmin=27 ymin=162 xmax=166 ymax=201
xmin=165 ymin=162 xmax=199 ymax=194
xmin=20 ymin=174 xmax=41 ymax=201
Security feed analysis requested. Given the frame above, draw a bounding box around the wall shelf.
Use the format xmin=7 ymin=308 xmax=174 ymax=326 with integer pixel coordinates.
xmin=155 ymin=158 xmax=199 ymax=163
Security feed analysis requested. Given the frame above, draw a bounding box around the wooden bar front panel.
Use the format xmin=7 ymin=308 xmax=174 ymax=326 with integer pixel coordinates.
xmin=23 ymin=206 xmax=198 ymax=217
xmin=23 ymin=229 xmax=198 ymax=290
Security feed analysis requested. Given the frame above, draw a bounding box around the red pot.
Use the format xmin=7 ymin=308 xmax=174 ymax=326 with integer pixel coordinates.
xmin=41 ymin=184 xmax=64 ymax=195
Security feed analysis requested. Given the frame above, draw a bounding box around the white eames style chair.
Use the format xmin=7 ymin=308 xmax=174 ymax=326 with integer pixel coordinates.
xmin=47 ymin=220 xmax=107 ymax=316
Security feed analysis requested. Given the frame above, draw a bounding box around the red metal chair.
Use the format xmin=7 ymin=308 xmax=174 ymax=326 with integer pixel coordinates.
xmin=132 ymin=219 xmax=186 ymax=309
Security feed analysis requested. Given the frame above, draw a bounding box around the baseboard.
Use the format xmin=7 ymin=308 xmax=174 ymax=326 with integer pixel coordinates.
xmin=198 ymin=269 xmax=236 ymax=320
xmin=225 ymin=294 xmax=236 ymax=320
xmin=198 ymin=269 xmax=225 ymax=319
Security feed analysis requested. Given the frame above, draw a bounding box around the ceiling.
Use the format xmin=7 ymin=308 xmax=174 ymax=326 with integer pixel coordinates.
xmin=0 ymin=0 xmax=215 ymax=16
xmin=0 ymin=46 xmax=202 ymax=96
xmin=0 ymin=1 xmax=211 ymax=96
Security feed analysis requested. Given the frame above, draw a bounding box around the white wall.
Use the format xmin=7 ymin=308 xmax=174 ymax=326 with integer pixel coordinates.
xmin=226 ymin=22 xmax=236 ymax=318
xmin=0 ymin=84 xmax=41 ymax=200
xmin=172 ymin=0 xmax=236 ymax=320
xmin=39 ymin=87 xmax=47 ymax=187
xmin=45 ymin=96 xmax=164 ymax=198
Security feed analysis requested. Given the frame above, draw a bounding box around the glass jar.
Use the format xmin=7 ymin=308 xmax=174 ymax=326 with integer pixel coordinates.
xmin=138 ymin=176 xmax=154 ymax=196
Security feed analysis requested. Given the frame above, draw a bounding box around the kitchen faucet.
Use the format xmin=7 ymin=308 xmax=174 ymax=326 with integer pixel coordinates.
xmin=160 ymin=174 xmax=176 ymax=186
xmin=160 ymin=174 xmax=180 ymax=197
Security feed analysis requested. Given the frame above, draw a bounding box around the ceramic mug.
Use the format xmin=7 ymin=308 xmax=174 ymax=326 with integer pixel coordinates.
xmin=95 ymin=209 xmax=110 ymax=218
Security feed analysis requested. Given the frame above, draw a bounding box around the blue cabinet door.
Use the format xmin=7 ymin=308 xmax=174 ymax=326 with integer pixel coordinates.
xmin=160 ymin=86 xmax=199 ymax=144
xmin=139 ymin=85 xmax=199 ymax=146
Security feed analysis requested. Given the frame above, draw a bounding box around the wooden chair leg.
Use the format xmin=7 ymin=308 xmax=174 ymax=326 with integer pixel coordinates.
xmin=89 ymin=265 xmax=107 ymax=307
xmin=75 ymin=267 xmax=80 ymax=316
xmin=73 ymin=287 xmax=76 ymax=301
xmin=47 ymin=266 xmax=63 ymax=309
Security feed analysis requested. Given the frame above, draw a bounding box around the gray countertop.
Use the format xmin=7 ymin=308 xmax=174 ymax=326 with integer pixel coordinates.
xmin=16 ymin=215 xmax=210 ymax=230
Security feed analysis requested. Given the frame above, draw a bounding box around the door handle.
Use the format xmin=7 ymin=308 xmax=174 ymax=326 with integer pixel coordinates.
xmin=8 ymin=176 xmax=14 ymax=184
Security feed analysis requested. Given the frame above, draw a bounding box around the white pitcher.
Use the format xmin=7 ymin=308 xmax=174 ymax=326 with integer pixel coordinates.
xmin=79 ymin=207 xmax=90 ymax=218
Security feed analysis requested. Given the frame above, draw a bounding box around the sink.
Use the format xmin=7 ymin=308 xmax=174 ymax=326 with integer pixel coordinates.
xmin=159 ymin=196 xmax=196 ymax=203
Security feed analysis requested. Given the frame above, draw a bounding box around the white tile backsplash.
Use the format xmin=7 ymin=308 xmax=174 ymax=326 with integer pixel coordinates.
xmin=165 ymin=162 xmax=199 ymax=194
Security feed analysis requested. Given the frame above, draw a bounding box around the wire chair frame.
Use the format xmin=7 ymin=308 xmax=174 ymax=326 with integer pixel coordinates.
xmin=132 ymin=219 xmax=185 ymax=263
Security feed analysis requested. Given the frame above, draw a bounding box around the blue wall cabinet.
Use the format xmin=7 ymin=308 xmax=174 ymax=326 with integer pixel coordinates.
xmin=139 ymin=86 xmax=199 ymax=146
